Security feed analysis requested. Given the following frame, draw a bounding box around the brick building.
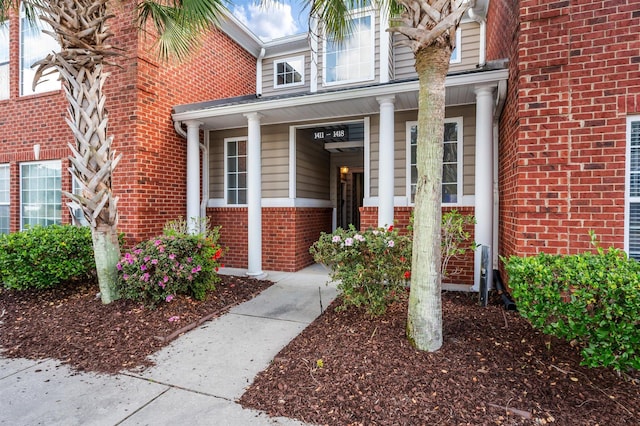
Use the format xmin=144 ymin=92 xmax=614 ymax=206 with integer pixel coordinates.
xmin=0 ymin=4 xmax=256 ymax=242
xmin=491 ymin=0 xmax=640 ymax=270
xmin=2 ymin=1 xmax=638 ymax=288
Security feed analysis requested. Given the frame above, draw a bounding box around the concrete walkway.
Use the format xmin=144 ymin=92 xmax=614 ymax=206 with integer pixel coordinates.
xmin=0 ymin=265 xmax=337 ymax=426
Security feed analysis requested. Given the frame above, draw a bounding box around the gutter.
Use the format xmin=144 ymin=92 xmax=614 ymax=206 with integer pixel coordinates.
xmin=256 ymin=48 xmax=266 ymax=97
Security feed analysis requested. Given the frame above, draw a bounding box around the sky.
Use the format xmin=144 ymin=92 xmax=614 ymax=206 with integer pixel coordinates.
xmin=230 ymin=0 xmax=310 ymax=41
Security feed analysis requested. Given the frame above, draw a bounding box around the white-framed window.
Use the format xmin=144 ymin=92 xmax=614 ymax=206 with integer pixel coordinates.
xmin=0 ymin=20 xmax=9 ymax=100
xmin=0 ymin=164 xmax=9 ymax=234
xmin=323 ymin=9 xmax=375 ymax=86
xmin=20 ymin=160 xmax=62 ymax=228
xmin=450 ymin=27 xmax=462 ymax=64
xmin=274 ymin=56 xmax=305 ymax=88
xmin=225 ymin=137 xmax=247 ymax=205
xmin=20 ymin=7 xmax=60 ymax=96
xmin=407 ymin=117 xmax=463 ymax=204
xmin=625 ymin=116 xmax=640 ymax=260
xmin=71 ymin=176 xmax=88 ymax=226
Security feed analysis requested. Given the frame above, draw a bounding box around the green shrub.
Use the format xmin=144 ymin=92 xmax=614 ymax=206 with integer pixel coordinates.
xmin=116 ymin=219 xmax=224 ymax=307
xmin=0 ymin=225 xmax=95 ymax=290
xmin=310 ymin=225 xmax=412 ymax=316
xmin=504 ymin=246 xmax=640 ymax=372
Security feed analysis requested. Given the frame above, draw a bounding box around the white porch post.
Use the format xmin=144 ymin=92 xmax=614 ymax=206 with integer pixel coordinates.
xmin=473 ymin=86 xmax=495 ymax=290
xmin=377 ymin=95 xmax=395 ymax=228
xmin=185 ymin=120 xmax=203 ymax=234
xmin=245 ymin=112 xmax=265 ymax=278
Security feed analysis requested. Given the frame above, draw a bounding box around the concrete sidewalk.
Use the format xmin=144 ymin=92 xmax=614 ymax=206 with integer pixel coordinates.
xmin=0 ymin=264 xmax=337 ymax=426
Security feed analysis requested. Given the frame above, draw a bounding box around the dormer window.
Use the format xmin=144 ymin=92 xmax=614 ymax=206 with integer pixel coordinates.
xmin=274 ymin=56 xmax=304 ymax=88
xmin=323 ymin=10 xmax=375 ymax=86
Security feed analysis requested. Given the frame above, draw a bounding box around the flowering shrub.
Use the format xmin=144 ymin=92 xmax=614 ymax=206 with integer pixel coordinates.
xmin=310 ymin=225 xmax=412 ymax=316
xmin=116 ymin=219 xmax=225 ymax=307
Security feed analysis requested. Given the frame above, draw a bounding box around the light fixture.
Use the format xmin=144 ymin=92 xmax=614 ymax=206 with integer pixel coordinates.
xmin=33 ymin=144 xmax=40 ymax=160
xmin=340 ymin=166 xmax=349 ymax=175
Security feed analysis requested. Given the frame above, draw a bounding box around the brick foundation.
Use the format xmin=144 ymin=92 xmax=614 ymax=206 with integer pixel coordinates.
xmin=359 ymin=206 xmax=475 ymax=285
xmin=207 ymin=207 xmax=333 ymax=272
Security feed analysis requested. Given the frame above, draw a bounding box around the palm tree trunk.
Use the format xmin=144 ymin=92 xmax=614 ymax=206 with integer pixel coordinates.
xmin=406 ymin=44 xmax=451 ymax=351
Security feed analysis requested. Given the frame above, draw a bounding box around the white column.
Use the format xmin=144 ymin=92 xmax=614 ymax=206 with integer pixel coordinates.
xmin=377 ymin=95 xmax=395 ymax=228
xmin=473 ymin=86 xmax=495 ymax=290
xmin=185 ymin=120 xmax=203 ymax=234
xmin=245 ymin=112 xmax=265 ymax=278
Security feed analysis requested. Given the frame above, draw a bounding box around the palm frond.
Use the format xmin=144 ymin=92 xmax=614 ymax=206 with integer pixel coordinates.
xmin=137 ymin=0 xmax=228 ymax=62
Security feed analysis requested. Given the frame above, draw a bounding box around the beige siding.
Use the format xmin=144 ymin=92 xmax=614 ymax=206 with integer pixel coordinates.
xmin=207 ymin=126 xmax=289 ymax=201
xmin=261 ymin=52 xmax=312 ymax=97
xmin=393 ymin=21 xmax=481 ymax=81
xmin=369 ymin=105 xmax=476 ymax=200
xmin=296 ymin=128 xmax=331 ymax=199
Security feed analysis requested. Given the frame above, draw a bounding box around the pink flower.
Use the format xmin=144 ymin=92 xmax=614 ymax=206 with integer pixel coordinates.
xmin=154 ymin=239 xmax=162 ymax=246
xmin=168 ymin=316 xmax=180 ymax=323
xmin=332 ymin=235 xmax=341 ymax=243
xmin=354 ymin=234 xmax=365 ymax=242
xmin=168 ymin=254 xmax=176 ymax=260
xmin=344 ymin=238 xmax=354 ymax=246
xmin=151 ymin=259 xmax=158 ymax=265
xmin=387 ymin=240 xmax=395 ymax=248
xmin=166 ymin=294 xmax=174 ymax=302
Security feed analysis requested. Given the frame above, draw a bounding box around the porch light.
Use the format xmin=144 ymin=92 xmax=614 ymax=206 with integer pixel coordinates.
xmin=340 ymin=166 xmax=349 ymax=175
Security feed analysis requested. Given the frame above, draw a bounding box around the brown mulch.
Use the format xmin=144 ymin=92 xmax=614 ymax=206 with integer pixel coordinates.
xmin=0 ymin=275 xmax=272 ymax=374
xmin=240 ymin=291 xmax=640 ymax=426
xmin=2 ymin=278 xmax=639 ymax=425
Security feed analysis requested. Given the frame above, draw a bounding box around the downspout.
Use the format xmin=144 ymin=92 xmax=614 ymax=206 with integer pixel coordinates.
xmin=256 ymin=47 xmax=266 ymax=97
xmin=492 ymin=79 xmax=507 ymax=272
xmin=174 ymin=121 xmax=209 ymax=231
xmin=468 ymin=7 xmax=487 ymax=67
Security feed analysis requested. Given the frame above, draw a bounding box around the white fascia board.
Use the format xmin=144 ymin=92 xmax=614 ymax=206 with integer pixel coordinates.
xmin=173 ymin=68 xmax=509 ymax=123
xmin=218 ymin=10 xmax=264 ymax=57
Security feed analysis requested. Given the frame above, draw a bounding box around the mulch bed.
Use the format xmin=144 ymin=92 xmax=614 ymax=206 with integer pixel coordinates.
xmin=0 ymin=275 xmax=272 ymax=374
xmin=240 ymin=291 xmax=640 ymax=425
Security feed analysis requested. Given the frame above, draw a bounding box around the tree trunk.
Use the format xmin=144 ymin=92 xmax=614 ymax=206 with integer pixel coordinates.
xmin=406 ymin=45 xmax=450 ymax=352
xmin=92 ymin=224 xmax=120 ymax=304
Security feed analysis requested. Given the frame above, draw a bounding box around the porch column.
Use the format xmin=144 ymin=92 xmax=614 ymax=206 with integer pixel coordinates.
xmin=377 ymin=95 xmax=395 ymax=228
xmin=245 ymin=112 xmax=265 ymax=278
xmin=185 ymin=120 xmax=203 ymax=234
xmin=474 ymin=86 xmax=495 ymax=290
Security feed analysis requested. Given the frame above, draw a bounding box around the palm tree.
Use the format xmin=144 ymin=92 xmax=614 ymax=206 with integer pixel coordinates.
xmin=1 ymin=0 xmax=226 ymax=303
xmin=309 ymin=0 xmax=471 ymax=351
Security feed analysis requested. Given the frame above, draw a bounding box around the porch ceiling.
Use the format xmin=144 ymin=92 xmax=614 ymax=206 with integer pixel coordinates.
xmin=172 ymin=68 xmax=509 ymax=131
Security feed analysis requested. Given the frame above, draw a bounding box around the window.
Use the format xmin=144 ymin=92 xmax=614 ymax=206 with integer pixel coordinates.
xmin=450 ymin=28 xmax=462 ymax=64
xmin=0 ymin=164 xmax=9 ymax=233
xmin=274 ymin=56 xmax=304 ymax=88
xmin=323 ymin=10 xmax=375 ymax=85
xmin=20 ymin=8 xmax=60 ymax=96
xmin=408 ymin=118 xmax=463 ymax=204
xmin=626 ymin=117 xmax=640 ymax=260
xmin=20 ymin=160 xmax=62 ymax=228
xmin=71 ymin=176 xmax=88 ymax=226
xmin=225 ymin=138 xmax=247 ymax=205
xmin=0 ymin=20 xmax=9 ymax=100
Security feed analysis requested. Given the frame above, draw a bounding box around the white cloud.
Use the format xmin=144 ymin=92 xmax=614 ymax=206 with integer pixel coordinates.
xmin=233 ymin=1 xmax=301 ymax=41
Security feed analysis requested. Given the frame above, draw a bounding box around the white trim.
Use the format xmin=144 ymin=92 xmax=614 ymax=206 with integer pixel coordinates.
xmin=450 ymin=27 xmax=462 ymax=64
xmin=173 ymin=70 xmax=509 ymax=122
xmin=379 ymin=7 xmax=390 ymax=83
xmin=322 ymin=9 xmax=376 ymax=87
xmin=478 ymin=20 xmax=486 ymax=67
xmin=310 ymin=16 xmax=318 ymax=93
xmin=0 ymin=163 xmax=9 ymax=233
xmin=625 ymin=115 xmax=640 ymax=257
xmin=288 ymin=126 xmax=296 ymax=199
xmin=207 ymin=198 xmax=333 ymax=208
xmin=273 ymin=55 xmax=305 ymax=89
xmin=363 ymin=196 xmax=474 ymax=208
xmin=224 ymin=136 xmax=249 ymax=206
xmin=364 ymin=116 xmax=371 ymax=201
xmin=406 ymin=117 xmax=464 ymax=205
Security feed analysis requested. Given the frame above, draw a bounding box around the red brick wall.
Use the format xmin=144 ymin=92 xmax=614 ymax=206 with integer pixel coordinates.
xmin=0 ymin=3 xmax=256 ymax=243
xmin=497 ymin=1 xmax=640 ymax=271
xmin=208 ymin=207 xmax=333 ymax=272
xmin=359 ymin=206 xmax=475 ymax=285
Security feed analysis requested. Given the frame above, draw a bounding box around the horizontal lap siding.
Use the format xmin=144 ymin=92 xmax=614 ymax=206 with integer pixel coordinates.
xmin=393 ymin=21 xmax=482 ymax=81
xmin=297 ymin=132 xmax=331 ymax=199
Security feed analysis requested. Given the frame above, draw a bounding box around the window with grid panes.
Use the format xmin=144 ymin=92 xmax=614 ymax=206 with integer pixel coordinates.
xmin=226 ymin=138 xmax=247 ymax=205
xmin=626 ymin=117 xmax=640 ymax=260
xmin=20 ymin=160 xmax=62 ymax=228
xmin=0 ymin=164 xmax=9 ymax=233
